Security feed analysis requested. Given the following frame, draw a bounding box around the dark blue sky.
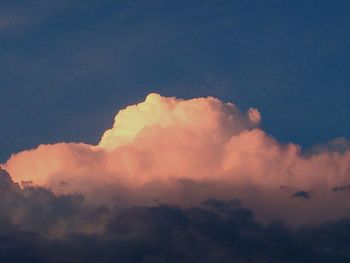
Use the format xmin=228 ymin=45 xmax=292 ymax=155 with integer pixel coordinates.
xmin=1 ymin=0 xmax=350 ymax=162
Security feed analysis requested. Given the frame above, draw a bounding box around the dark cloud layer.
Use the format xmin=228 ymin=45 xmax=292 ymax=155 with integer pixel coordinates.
xmin=0 ymin=169 xmax=350 ymax=262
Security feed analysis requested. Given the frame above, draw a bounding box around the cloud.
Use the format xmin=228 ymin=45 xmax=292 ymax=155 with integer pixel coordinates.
xmin=332 ymin=184 xmax=350 ymax=193
xmin=291 ymin=191 xmax=312 ymax=200
xmin=98 ymin=93 xmax=261 ymax=150
xmin=0 ymin=166 xmax=350 ymax=261
xmin=0 ymin=192 xmax=349 ymax=262
xmin=0 ymin=1 xmax=73 ymax=33
xmin=3 ymin=93 xmax=350 ymax=225
xmin=0 ymin=167 xmax=112 ymax=239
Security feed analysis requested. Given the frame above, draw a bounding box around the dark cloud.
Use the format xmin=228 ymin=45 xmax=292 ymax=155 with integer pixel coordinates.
xmin=0 ymin=168 xmax=107 ymax=237
xmin=332 ymin=185 xmax=350 ymax=193
xmin=1 ymin=200 xmax=350 ymax=262
xmin=291 ymin=191 xmax=312 ymax=200
xmin=0 ymin=169 xmax=350 ymax=262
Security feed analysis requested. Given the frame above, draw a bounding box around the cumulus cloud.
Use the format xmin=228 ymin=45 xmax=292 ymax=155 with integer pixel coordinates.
xmin=3 ymin=93 xmax=350 ymax=224
xmin=1 ymin=93 xmax=350 ymax=261
xmin=99 ymin=93 xmax=261 ymax=150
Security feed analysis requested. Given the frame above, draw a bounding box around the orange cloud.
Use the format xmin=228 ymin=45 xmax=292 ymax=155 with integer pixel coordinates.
xmin=3 ymin=93 xmax=350 ymax=224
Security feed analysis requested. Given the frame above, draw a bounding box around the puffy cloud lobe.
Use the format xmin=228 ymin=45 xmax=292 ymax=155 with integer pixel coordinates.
xmin=3 ymin=93 xmax=350 ymax=224
xmin=99 ymin=93 xmax=261 ymax=150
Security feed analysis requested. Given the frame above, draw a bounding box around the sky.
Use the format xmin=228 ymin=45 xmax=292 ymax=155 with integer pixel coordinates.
xmin=1 ymin=0 xmax=350 ymax=162
xmin=1 ymin=1 xmax=350 ymax=262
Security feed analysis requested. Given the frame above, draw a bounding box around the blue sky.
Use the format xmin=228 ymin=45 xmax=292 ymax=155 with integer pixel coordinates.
xmin=1 ymin=0 xmax=350 ymax=161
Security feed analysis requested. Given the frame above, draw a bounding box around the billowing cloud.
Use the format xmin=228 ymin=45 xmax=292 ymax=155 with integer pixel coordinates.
xmin=99 ymin=93 xmax=261 ymax=150
xmin=3 ymin=93 xmax=350 ymax=224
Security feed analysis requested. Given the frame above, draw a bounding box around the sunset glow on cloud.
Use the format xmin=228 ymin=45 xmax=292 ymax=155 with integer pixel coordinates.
xmin=3 ymin=1 xmax=350 ymax=261
xmin=3 ymin=94 xmax=350 ymax=224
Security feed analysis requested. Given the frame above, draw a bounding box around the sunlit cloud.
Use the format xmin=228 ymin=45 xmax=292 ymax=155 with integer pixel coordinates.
xmin=3 ymin=93 xmax=350 ymax=224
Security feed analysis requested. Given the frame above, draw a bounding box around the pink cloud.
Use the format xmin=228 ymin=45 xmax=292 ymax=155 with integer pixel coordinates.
xmin=3 ymin=93 xmax=350 ymax=224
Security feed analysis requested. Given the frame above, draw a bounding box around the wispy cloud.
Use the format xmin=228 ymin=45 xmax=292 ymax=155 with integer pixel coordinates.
xmin=0 ymin=1 xmax=72 ymax=33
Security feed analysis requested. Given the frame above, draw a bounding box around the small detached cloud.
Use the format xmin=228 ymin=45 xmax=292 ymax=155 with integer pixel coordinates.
xmin=332 ymin=184 xmax=350 ymax=193
xmin=291 ymin=191 xmax=312 ymax=200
